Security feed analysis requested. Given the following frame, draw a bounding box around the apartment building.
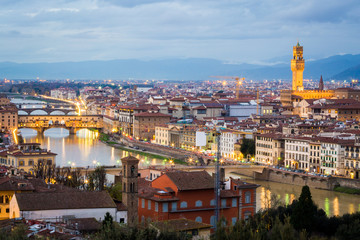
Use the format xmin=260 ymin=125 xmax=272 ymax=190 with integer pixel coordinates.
xmin=284 ymin=137 xmax=310 ymax=170
xmin=255 ymin=133 xmax=284 ymax=165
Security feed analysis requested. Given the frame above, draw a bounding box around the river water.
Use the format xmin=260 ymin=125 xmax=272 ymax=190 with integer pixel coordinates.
xmin=21 ymin=129 xmax=360 ymax=217
xmin=21 ymin=128 xmax=166 ymax=168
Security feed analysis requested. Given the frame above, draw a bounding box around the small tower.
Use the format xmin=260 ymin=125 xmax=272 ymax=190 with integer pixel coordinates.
xmin=291 ymin=41 xmax=305 ymax=91
xmin=319 ymin=75 xmax=324 ymax=91
xmin=121 ymin=155 xmax=139 ymax=227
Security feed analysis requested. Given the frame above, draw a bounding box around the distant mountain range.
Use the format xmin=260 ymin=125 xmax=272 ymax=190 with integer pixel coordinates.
xmin=0 ymin=54 xmax=359 ymax=81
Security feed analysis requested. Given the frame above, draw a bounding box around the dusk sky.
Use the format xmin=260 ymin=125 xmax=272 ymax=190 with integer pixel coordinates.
xmin=1 ymin=0 xmax=359 ymax=64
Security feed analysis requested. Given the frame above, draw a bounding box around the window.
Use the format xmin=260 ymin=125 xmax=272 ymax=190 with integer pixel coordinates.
xmin=172 ymin=202 xmax=177 ymax=211
xmin=232 ymin=198 xmax=237 ymax=207
xmin=232 ymin=217 xmax=237 ymax=226
xmin=119 ymin=218 xmax=125 ymax=223
xmin=195 ymin=216 xmax=202 ymax=223
xmin=155 ymin=202 xmax=158 ymax=212
xmin=19 ymin=161 xmax=24 ymax=166
xmin=244 ymin=211 xmax=251 ymax=220
xmin=221 ymin=199 xmax=226 ymax=208
xmin=245 ymin=192 xmax=251 ymax=204
xmin=28 ymin=160 xmax=34 ymax=166
xmin=191 ymin=229 xmax=199 ymax=236
xmin=210 ymin=216 xmax=216 ymax=226
xmin=6 ymin=208 xmax=9 ymax=213
xmin=195 ymin=200 xmax=202 ymax=207
xmin=148 ymin=200 xmax=151 ymax=210
xmin=180 ymin=201 xmax=187 ymax=208
xmin=210 ymin=199 xmax=215 ymax=206
xmin=142 ymin=199 xmax=145 ymax=208
xmin=163 ymin=203 xmax=168 ymax=212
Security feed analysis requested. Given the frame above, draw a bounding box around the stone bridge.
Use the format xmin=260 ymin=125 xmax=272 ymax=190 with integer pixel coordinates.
xmin=18 ymin=115 xmax=103 ymax=134
xmin=18 ymin=108 xmax=77 ymax=115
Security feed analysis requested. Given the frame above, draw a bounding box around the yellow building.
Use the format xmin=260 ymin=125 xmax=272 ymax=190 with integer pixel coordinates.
xmin=280 ymin=43 xmax=334 ymax=106
xmin=0 ymin=177 xmax=34 ymax=220
xmin=5 ymin=143 xmax=57 ymax=174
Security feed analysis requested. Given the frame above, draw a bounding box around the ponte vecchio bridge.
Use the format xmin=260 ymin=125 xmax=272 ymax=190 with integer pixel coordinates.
xmin=18 ymin=115 xmax=103 ymax=134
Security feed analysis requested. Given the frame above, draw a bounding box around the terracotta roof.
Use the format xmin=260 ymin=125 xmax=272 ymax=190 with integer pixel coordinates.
xmin=121 ymin=155 xmax=140 ymax=162
xmin=164 ymin=171 xmax=214 ymax=191
xmin=134 ymin=112 xmax=171 ymax=117
xmin=67 ymin=218 xmax=101 ymax=232
xmin=15 ymin=191 xmax=116 ymax=211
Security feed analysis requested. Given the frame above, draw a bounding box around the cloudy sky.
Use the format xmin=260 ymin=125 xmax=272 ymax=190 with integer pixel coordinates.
xmin=0 ymin=0 xmax=359 ymax=64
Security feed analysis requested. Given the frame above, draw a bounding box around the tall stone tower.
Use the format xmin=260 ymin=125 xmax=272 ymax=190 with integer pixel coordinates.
xmin=319 ymin=75 xmax=324 ymax=90
xmin=291 ymin=42 xmax=305 ymax=91
xmin=121 ymin=155 xmax=139 ymax=227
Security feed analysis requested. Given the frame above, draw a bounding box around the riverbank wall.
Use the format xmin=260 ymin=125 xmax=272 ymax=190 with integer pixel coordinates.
xmin=254 ymin=168 xmax=360 ymax=190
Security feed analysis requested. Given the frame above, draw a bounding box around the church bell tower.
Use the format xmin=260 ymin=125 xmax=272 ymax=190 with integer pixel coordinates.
xmin=121 ymin=155 xmax=139 ymax=227
xmin=291 ymin=42 xmax=305 ymax=91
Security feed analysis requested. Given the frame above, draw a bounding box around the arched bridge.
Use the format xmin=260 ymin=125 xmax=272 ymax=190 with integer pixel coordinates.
xmin=18 ymin=108 xmax=77 ymax=116
xmin=18 ymin=115 xmax=103 ymax=134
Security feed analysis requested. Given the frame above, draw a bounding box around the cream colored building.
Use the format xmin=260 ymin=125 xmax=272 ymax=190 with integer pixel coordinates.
xmin=284 ymin=137 xmax=310 ymax=170
xmin=155 ymin=125 xmax=170 ymax=146
xmin=255 ymin=133 xmax=284 ymax=165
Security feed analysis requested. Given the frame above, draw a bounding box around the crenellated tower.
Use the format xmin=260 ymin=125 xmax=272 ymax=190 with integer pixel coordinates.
xmin=291 ymin=42 xmax=305 ymax=91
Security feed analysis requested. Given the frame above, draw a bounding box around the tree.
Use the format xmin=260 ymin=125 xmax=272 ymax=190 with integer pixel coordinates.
xmin=102 ymin=212 xmax=113 ymax=229
xmin=290 ymin=185 xmax=318 ymax=233
xmin=88 ymin=166 xmax=107 ymax=191
xmin=241 ymin=139 xmax=255 ymax=157
xmin=107 ymin=183 xmax=122 ymax=201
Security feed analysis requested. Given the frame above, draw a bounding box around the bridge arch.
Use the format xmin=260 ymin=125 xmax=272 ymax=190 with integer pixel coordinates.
xmin=18 ymin=110 xmax=29 ymax=115
xmin=29 ymin=109 xmax=48 ymax=115
xmin=49 ymin=110 xmax=66 ymax=115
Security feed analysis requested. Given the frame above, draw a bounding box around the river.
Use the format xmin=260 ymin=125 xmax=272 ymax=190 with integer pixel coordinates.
xmin=21 ymin=128 xmax=167 ymax=168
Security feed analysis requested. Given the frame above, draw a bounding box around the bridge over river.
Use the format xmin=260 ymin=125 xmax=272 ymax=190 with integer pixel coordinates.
xmin=18 ymin=115 xmax=103 ymax=134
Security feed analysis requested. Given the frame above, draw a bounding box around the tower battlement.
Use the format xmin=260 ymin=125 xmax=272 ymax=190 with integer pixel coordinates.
xmin=291 ymin=42 xmax=305 ymax=91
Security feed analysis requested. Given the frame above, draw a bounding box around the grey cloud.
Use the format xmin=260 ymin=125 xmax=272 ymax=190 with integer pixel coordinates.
xmin=0 ymin=0 xmax=359 ymax=63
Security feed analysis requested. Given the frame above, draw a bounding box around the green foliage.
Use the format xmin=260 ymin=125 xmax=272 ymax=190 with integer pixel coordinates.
xmin=334 ymin=186 xmax=360 ymax=195
xmin=335 ymin=219 xmax=360 ymax=240
xmin=290 ymin=185 xmax=318 ymax=233
xmin=241 ymin=139 xmax=255 ymax=157
xmin=88 ymin=166 xmax=107 ymax=191
xmin=93 ymin=218 xmax=189 ymax=240
xmin=107 ymin=183 xmax=122 ymax=201
xmin=100 ymin=133 xmax=110 ymax=142
xmin=102 ymin=212 xmax=114 ymax=229
xmin=212 ymin=185 xmax=360 ymax=240
xmin=0 ymin=225 xmax=28 ymax=240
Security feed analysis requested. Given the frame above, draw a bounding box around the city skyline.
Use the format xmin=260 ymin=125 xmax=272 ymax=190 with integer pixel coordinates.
xmin=1 ymin=0 xmax=360 ymax=63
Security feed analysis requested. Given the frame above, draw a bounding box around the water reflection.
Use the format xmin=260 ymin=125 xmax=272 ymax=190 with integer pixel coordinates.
xmin=21 ymin=128 xmax=166 ymax=167
xmin=245 ymin=178 xmax=360 ymax=217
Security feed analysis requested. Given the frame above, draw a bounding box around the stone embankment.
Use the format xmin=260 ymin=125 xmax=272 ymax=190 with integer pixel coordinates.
xmin=254 ymin=167 xmax=360 ymax=190
xmin=118 ymin=136 xmax=211 ymax=164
